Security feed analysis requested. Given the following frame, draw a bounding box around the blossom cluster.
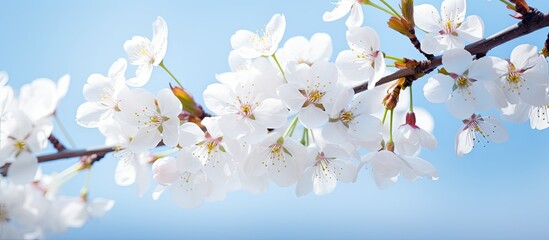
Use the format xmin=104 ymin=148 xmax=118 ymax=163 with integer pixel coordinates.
xmin=1 ymin=0 xmax=548 ymax=238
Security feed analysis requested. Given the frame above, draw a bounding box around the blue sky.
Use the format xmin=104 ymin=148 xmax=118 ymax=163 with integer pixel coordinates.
xmin=1 ymin=0 xmax=548 ymax=239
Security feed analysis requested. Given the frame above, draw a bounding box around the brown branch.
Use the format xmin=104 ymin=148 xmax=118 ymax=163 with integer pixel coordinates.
xmin=354 ymin=11 xmax=549 ymax=94
xmin=37 ymin=146 xmax=115 ymax=163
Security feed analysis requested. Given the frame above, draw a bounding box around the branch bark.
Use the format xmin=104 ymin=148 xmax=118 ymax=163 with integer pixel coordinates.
xmin=353 ymin=11 xmax=549 ymax=93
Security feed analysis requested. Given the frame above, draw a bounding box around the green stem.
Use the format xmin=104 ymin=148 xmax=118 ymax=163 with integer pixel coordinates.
xmin=159 ymin=61 xmax=183 ymax=88
xmin=384 ymin=54 xmax=404 ymax=62
xmin=499 ymin=0 xmax=516 ymax=11
xmin=409 ymin=85 xmax=414 ymax=113
xmin=389 ymin=109 xmax=394 ymax=142
xmin=365 ymin=1 xmax=397 ymax=17
xmin=54 ymin=114 xmax=76 ymax=148
xmin=386 ymin=65 xmax=396 ymax=68
xmin=378 ymin=0 xmax=402 ymax=19
xmin=381 ymin=108 xmax=389 ymax=124
xmin=271 ymin=53 xmax=287 ymax=83
xmin=283 ymin=116 xmax=299 ymax=138
xmin=300 ymin=128 xmax=309 ymax=146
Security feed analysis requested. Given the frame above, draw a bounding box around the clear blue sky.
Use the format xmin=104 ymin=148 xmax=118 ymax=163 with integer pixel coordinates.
xmin=1 ymin=0 xmax=548 ymax=239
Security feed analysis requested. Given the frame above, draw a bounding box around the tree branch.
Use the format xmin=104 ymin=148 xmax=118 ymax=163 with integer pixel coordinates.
xmin=28 ymin=11 xmax=549 ymax=164
xmin=353 ymin=11 xmax=549 ymax=94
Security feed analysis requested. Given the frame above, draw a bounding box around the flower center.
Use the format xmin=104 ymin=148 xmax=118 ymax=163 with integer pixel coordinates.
xmin=340 ymin=111 xmax=354 ymax=124
xmin=307 ymin=90 xmax=325 ymax=104
xmin=240 ymin=104 xmax=254 ymax=118
xmin=456 ymin=76 xmax=470 ymax=89
xmin=506 ymin=72 xmax=521 ymax=84
xmin=14 ymin=140 xmax=25 ymax=151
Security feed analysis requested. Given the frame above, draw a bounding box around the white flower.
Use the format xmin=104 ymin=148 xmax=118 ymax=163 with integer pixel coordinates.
xmin=414 ymin=0 xmax=484 ymax=54
xmin=490 ymin=44 xmax=549 ymax=107
xmin=322 ymin=87 xmax=382 ymax=151
xmin=152 ymin=156 xmax=210 ymax=208
xmin=244 ymin=133 xmax=306 ymax=187
xmin=395 ymin=112 xmax=437 ymax=156
xmin=52 ymin=196 xmax=114 ymax=229
xmin=336 ymin=26 xmax=385 ymax=87
xmin=455 ymin=114 xmax=509 ymax=157
xmin=360 ymin=150 xmax=438 ymax=189
xmin=18 ymin=75 xmax=70 ymax=123
xmin=117 ymin=88 xmax=181 ymax=152
xmin=231 ymin=14 xmax=286 ymax=58
xmin=0 ymin=111 xmax=51 ymax=184
xmin=76 ymin=58 xmax=128 ymax=128
xmin=124 ymin=16 xmax=168 ymax=87
xmin=203 ymin=75 xmax=288 ymax=143
xmin=177 ymin=118 xmax=234 ymax=184
xmin=322 ymin=0 xmax=363 ymax=27
xmin=277 ymin=60 xmax=340 ymax=128
xmin=423 ymin=48 xmax=494 ymax=119
xmin=296 ymin=145 xmax=357 ymax=196
xmin=0 ymin=178 xmax=42 ymax=239
xmin=277 ymin=33 xmax=332 ymax=67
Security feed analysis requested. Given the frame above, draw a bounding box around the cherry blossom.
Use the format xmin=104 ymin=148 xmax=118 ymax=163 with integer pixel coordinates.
xmin=231 ymin=14 xmax=286 ymax=58
xmin=203 ymin=72 xmax=288 ymax=143
xmin=455 ymin=114 xmax=509 ymax=157
xmin=76 ymin=58 xmax=128 ymax=128
xmin=244 ymin=133 xmax=305 ymax=187
xmin=124 ymin=16 xmax=168 ymax=87
xmin=117 ymin=88 xmax=181 ymax=152
xmin=277 ymin=60 xmax=341 ymax=128
xmin=414 ymin=0 xmax=484 ymax=54
xmin=322 ymin=0 xmax=363 ymax=27
xmin=489 ymin=44 xmax=549 ymax=107
xmin=276 ymin=33 xmax=332 ymax=67
xmin=152 ymin=156 xmax=210 ymax=208
xmin=423 ymin=48 xmax=494 ymax=119
xmin=395 ymin=112 xmax=437 ymax=156
xmin=322 ymin=87 xmax=383 ymax=150
xmin=18 ymin=75 xmax=70 ymax=123
xmin=336 ymin=26 xmax=385 ymax=87
xmin=360 ymin=150 xmax=438 ymax=189
xmin=296 ymin=144 xmax=357 ymax=196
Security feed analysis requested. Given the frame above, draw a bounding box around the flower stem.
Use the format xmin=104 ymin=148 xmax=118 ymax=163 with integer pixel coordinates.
xmin=54 ymin=114 xmax=76 ymax=148
xmin=283 ymin=116 xmax=299 ymax=138
xmin=409 ymin=85 xmax=414 ymax=113
xmin=389 ymin=109 xmax=394 ymax=142
xmin=365 ymin=1 xmax=397 ymax=17
xmin=154 ymin=147 xmax=180 ymax=158
xmin=499 ymin=0 xmax=516 ymax=11
xmin=159 ymin=61 xmax=184 ymax=89
xmin=378 ymin=0 xmax=402 ymax=19
xmin=384 ymin=54 xmax=404 ymax=62
xmin=271 ymin=53 xmax=287 ymax=83
xmin=300 ymin=128 xmax=309 ymax=146
xmin=381 ymin=108 xmax=389 ymax=124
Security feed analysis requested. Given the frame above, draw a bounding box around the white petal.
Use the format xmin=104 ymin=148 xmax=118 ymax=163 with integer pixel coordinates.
xmin=88 ymin=198 xmax=115 ymax=218
xmin=414 ymin=4 xmax=442 ymax=33
xmin=480 ymin=116 xmax=509 ymax=144
xmin=152 ymin=157 xmax=178 ymax=185
xmin=322 ymin=1 xmax=354 ymax=22
xmin=442 ymin=48 xmax=472 ymax=75
xmin=129 ymin=128 xmax=161 ymax=152
xmin=441 ymin=0 xmax=466 ymax=23
xmin=115 ymin=156 xmax=137 ymax=186
xmin=151 ymin=16 xmax=168 ymax=65
xmin=178 ymin=122 xmax=205 ymax=148
xmin=446 ymin=86 xmax=477 ymax=119
xmin=423 ymin=75 xmax=453 ymax=103
xmin=127 ymin=64 xmax=153 ymax=87
xmin=420 ymin=32 xmax=447 ymax=54
xmin=253 ymin=98 xmax=288 ymax=128
xmin=8 ymin=152 xmax=38 ymax=184
xmin=455 ymin=127 xmax=473 ymax=157
xmin=298 ymin=105 xmax=328 ymax=129
xmin=75 ymin=102 xmax=108 ymax=128
xmin=345 ymin=3 xmax=363 ymax=27
xmin=400 ymin=156 xmax=438 ymax=181
xmin=510 ymin=44 xmax=538 ymax=70
xmin=161 ymin=118 xmax=180 ymax=147
xmin=157 ymin=88 xmax=182 ymax=117
xmin=277 ymin=84 xmax=306 ymax=111
xmin=336 ymin=50 xmax=374 ymax=82
xmin=456 ymin=15 xmax=484 ymax=42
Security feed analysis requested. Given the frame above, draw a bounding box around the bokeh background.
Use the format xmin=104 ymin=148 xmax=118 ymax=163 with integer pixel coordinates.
xmin=1 ymin=0 xmax=548 ymax=239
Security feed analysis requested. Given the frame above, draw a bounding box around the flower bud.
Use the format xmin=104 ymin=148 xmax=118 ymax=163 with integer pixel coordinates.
xmin=170 ymin=83 xmax=202 ymax=117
